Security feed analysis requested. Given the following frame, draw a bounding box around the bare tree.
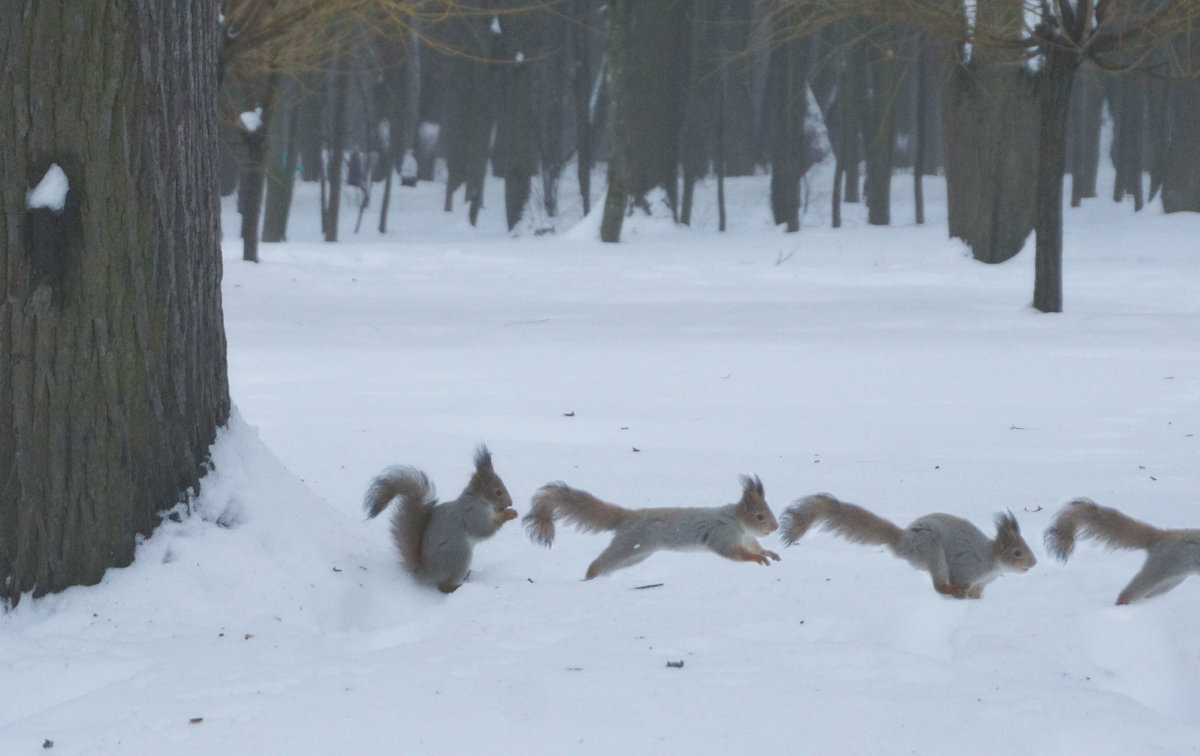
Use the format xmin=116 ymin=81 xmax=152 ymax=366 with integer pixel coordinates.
xmin=764 ymin=1 xmax=1200 ymax=312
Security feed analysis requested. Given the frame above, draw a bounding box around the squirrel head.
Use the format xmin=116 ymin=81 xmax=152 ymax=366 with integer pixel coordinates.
xmin=993 ymin=511 xmax=1037 ymax=572
xmin=466 ymin=444 xmax=514 ymax=510
xmin=735 ymin=475 xmax=778 ymax=535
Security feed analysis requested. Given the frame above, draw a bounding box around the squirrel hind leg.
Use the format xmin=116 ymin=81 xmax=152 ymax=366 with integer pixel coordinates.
xmin=584 ymin=542 xmax=653 ymax=579
xmin=1115 ymin=554 xmax=1190 ymax=605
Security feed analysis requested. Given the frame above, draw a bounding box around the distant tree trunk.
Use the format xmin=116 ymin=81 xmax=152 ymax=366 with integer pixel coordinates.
xmin=714 ymin=2 xmax=729 ymax=232
xmin=1067 ymin=67 xmax=1104 ymax=207
xmin=721 ymin=0 xmax=758 ymax=177
xmin=376 ymin=31 xmax=419 ymax=234
xmin=913 ymin=37 xmax=927 ymax=226
xmin=1161 ymin=78 xmax=1200 ymax=213
xmin=1145 ymin=78 xmax=1169 ymax=203
xmin=261 ymin=80 xmax=301 ymax=243
xmin=841 ymin=36 xmax=868 ymax=204
xmin=625 ymin=0 xmax=685 ymax=214
xmin=679 ymin=0 xmax=715 ymax=227
xmin=572 ymin=0 xmax=595 ymax=216
xmin=1032 ymin=45 xmax=1082 ymax=313
xmin=1 ymin=0 xmax=230 ymax=606
xmin=864 ymin=25 xmax=898 ymax=226
xmin=599 ymin=0 xmax=631 ymax=242
xmin=940 ymin=57 xmax=1038 ymax=263
xmin=601 ymin=0 xmax=685 ymax=240
xmin=325 ymin=59 xmax=349 ymax=242
xmin=766 ymin=33 xmax=810 ymax=232
xmin=439 ymin=13 xmax=496 ymax=225
xmin=296 ymin=72 xmax=325 ymax=182
xmin=499 ymin=15 xmax=533 ymax=230
xmin=239 ymin=127 xmax=268 ymax=262
xmin=529 ymin=9 xmax=567 ymax=221
xmin=1107 ymin=75 xmax=1144 ymax=211
xmin=232 ymin=73 xmax=280 ymax=262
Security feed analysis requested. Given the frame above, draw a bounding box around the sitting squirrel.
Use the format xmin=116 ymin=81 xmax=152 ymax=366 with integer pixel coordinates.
xmin=1045 ymin=498 xmax=1200 ymax=605
xmin=364 ymin=445 xmax=517 ymax=593
xmin=524 ymin=475 xmax=780 ymax=579
xmin=781 ymin=493 xmax=1036 ymax=598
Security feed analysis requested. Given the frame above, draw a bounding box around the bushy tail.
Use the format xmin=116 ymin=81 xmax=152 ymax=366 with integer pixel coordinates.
xmin=524 ymin=483 xmax=633 ymax=547
xmin=364 ymin=466 xmax=438 ymax=573
xmin=780 ymin=493 xmax=904 ymax=548
xmin=1044 ymin=498 xmax=1162 ymax=562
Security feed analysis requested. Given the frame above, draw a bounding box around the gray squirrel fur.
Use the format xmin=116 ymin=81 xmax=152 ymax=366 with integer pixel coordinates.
xmin=1045 ymin=498 xmax=1200 ymax=604
xmin=524 ymin=475 xmax=780 ymax=579
xmin=781 ymin=493 xmax=1036 ymax=599
xmin=364 ymin=445 xmax=516 ymax=593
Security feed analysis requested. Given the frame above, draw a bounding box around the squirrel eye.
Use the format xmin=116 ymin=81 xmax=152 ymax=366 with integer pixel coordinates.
xmin=757 ymin=513 xmax=765 ymax=521
xmin=1014 ymin=549 xmax=1023 ymax=557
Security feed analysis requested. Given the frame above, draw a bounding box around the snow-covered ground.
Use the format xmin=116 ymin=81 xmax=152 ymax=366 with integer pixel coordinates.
xmin=3 ymin=159 xmax=1198 ymax=755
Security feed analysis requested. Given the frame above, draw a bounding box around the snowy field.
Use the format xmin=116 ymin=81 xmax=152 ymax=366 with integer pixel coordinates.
xmin=2 ymin=159 xmax=1199 ymax=755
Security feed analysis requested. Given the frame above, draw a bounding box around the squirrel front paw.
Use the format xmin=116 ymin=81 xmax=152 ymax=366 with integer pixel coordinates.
xmin=935 ymin=582 xmax=970 ymax=599
xmin=497 ymin=508 xmax=518 ymax=523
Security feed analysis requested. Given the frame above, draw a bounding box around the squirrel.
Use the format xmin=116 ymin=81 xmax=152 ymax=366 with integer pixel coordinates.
xmin=523 ymin=475 xmax=780 ymax=579
xmin=1044 ymin=498 xmax=1200 ymax=605
xmin=364 ymin=445 xmax=517 ymax=593
xmin=780 ymin=493 xmax=1036 ymax=598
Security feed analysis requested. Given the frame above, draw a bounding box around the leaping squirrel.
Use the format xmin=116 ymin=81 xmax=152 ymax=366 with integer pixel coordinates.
xmin=1045 ymin=498 xmax=1199 ymax=604
xmin=364 ymin=445 xmax=517 ymax=593
xmin=524 ymin=475 xmax=780 ymax=579
xmin=781 ymin=493 xmax=1036 ymax=598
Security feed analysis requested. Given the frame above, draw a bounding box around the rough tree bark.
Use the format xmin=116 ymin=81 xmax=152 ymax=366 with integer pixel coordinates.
xmin=1 ymin=1 xmax=230 ymax=606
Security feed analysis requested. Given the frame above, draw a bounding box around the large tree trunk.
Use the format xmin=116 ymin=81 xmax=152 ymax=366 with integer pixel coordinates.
xmin=1 ymin=0 xmax=230 ymax=606
xmin=1033 ymin=48 xmax=1081 ymax=313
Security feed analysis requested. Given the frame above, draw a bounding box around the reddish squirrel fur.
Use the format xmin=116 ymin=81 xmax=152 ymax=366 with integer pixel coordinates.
xmin=1045 ymin=498 xmax=1200 ymax=605
xmin=524 ymin=475 xmax=780 ymax=579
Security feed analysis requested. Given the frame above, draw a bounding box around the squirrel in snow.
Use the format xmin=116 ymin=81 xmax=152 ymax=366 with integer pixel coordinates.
xmin=364 ymin=445 xmax=517 ymax=593
xmin=1045 ymin=498 xmax=1200 ymax=605
xmin=780 ymin=493 xmax=1036 ymax=598
xmin=524 ymin=475 xmax=781 ymax=579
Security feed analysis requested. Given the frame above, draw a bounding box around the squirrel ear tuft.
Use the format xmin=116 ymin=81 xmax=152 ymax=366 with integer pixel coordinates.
xmin=994 ymin=510 xmax=1020 ymax=536
xmin=474 ymin=444 xmax=493 ymax=472
xmin=739 ymin=474 xmax=764 ymax=498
